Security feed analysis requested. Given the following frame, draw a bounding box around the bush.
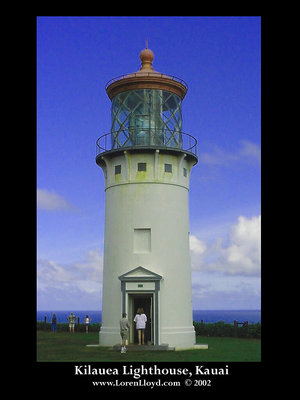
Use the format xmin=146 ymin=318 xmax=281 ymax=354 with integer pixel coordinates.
xmin=37 ymin=321 xmax=260 ymax=339
xmin=247 ymin=322 xmax=261 ymax=339
xmin=36 ymin=321 xmax=101 ymax=332
xmin=193 ymin=321 xmax=261 ymax=339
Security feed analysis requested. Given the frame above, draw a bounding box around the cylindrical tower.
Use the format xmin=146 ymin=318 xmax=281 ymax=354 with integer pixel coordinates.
xmin=96 ymin=45 xmax=198 ymax=349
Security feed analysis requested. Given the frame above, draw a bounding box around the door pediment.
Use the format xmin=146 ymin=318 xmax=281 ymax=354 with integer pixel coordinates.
xmin=119 ymin=266 xmax=162 ymax=282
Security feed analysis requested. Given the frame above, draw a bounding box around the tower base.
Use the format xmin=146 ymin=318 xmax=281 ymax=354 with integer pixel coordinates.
xmin=99 ymin=324 xmax=196 ymax=350
xmin=99 ymin=326 xmax=121 ymax=346
xmin=160 ymin=326 xmax=196 ymax=350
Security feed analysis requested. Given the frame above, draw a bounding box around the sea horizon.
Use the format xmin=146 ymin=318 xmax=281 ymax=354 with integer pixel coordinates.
xmin=37 ymin=309 xmax=261 ymax=324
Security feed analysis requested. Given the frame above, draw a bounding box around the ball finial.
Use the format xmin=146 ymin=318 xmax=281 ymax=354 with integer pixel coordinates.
xmin=139 ymin=41 xmax=154 ymax=71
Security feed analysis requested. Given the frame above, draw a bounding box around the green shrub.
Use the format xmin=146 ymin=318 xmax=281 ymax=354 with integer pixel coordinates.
xmin=193 ymin=321 xmax=261 ymax=339
xmin=247 ymin=322 xmax=261 ymax=338
xmin=36 ymin=321 xmax=101 ymax=332
xmin=37 ymin=320 xmax=260 ymax=339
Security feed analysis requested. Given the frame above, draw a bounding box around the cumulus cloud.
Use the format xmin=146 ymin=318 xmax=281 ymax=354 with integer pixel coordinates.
xmin=189 ymin=235 xmax=207 ymax=255
xmin=37 ymin=216 xmax=261 ymax=309
xmin=37 ymin=188 xmax=75 ymax=211
xmin=190 ymin=215 xmax=261 ymax=276
xmin=192 ymin=279 xmax=261 ymax=309
xmin=199 ymin=140 xmax=260 ymax=167
xmin=38 ymin=249 xmax=103 ymax=286
xmin=37 ymin=259 xmax=73 ymax=285
xmin=239 ymin=140 xmax=261 ymax=162
xmin=223 ymin=215 xmax=261 ymax=275
xmin=37 ymin=248 xmax=103 ymax=309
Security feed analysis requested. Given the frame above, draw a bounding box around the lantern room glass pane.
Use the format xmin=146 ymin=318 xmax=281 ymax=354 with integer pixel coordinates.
xmin=110 ymin=89 xmax=183 ymax=150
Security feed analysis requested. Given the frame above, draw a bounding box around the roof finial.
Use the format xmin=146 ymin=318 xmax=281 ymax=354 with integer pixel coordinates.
xmin=139 ymin=44 xmax=154 ymax=71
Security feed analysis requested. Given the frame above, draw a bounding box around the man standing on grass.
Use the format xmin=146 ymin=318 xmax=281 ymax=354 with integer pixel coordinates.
xmin=67 ymin=312 xmax=76 ymax=333
xmin=120 ymin=313 xmax=130 ymax=353
xmin=51 ymin=313 xmax=57 ymax=332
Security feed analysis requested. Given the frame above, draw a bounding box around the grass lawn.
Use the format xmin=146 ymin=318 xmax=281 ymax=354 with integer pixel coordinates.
xmin=37 ymin=331 xmax=261 ymax=362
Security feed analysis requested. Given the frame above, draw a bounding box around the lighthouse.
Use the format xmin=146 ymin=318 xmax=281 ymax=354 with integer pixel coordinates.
xmin=96 ymin=45 xmax=198 ymax=350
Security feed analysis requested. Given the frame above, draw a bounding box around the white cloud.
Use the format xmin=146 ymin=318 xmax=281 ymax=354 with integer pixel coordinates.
xmin=38 ymin=249 xmax=103 ymax=286
xmin=189 ymin=235 xmax=207 ymax=255
xmin=37 ymin=188 xmax=74 ymax=211
xmin=192 ymin=278 xmax=261 ymax=309
xmin=37 ymin=259 xmax=73 ymax=285
xmin=191 ymin=269 xmax=261 ymax=309
xmin=239 ymin=140 xmax=261 ymax=162
xmin=190 ymin=215 xmax=261 ymax=277
xmin=199 ymin=145 xmax=235 ymax=166
xmin=73 ymin=249 xmax=103 ymax=283
xmin=199 ymin=140 xmax=260 ymax=167
xmin=221 ymin=215 xmax=261 ymax=275
xmin=37 ymin=216 xmax=261 ymax=310
xmin=37 ymin=248 xmax=103 ymax=309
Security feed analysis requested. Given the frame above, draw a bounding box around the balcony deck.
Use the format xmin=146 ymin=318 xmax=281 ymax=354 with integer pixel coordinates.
xmin=95 ymin=130 xmax=198 ymax=164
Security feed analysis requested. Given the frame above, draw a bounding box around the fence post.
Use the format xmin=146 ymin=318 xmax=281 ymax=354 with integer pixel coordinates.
xmin=234 ymin=320 xmax=238 ymax=338
xmin=200 ymin=319 xmax=204 ymax=334
xmin=78 ymin=317 xmax=80 ymax=325
xmin=243 ymin=321 xmax=248 ymax=337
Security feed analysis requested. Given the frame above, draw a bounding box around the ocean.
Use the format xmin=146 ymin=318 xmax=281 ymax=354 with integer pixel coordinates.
xmin=37 ymin=309 xmax=261 ymax=324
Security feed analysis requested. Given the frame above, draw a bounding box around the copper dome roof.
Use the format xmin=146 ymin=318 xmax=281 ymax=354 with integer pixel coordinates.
xmin=105 ymin=45 xmax=188 ymax=100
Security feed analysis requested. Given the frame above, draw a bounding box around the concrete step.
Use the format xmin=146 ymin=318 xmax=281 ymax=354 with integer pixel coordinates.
xmin=112 ymin=343 xmax=174 ymax=351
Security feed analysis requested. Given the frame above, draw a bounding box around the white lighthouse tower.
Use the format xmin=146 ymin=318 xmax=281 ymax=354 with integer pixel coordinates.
xmin=96 ymin=45 xmax=198 ymax=350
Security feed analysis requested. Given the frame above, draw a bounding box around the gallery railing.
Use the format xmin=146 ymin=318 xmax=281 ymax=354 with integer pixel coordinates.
xmin=96 ymin=129 xmax=197 ymax=158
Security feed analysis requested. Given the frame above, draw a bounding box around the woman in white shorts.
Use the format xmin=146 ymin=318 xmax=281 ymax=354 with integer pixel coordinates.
xmin=133 ymin=308 xmax=147 ymax=345
xmin=84 ymin=315 xmax=90 ymax=333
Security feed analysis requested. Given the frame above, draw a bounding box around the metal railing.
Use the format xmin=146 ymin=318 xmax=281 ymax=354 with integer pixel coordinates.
xmin=96 ymin=129 xmax=197 ymax=158
xmin=105 ymin=72 xmax=188 ymax=91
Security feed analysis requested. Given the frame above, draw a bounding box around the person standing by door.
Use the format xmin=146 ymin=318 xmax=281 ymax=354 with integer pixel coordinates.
xmin=133 ymin=308 xmax=147 ymax=345
xmin=120 ymin=313 xmax=130 ymax=353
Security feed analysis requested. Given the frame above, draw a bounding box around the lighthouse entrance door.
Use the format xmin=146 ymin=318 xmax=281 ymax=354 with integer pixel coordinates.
xmin=130 ymin=293 xmax=153 ymax=345
xmin=119 ymin=266 xmax=162 ymax=345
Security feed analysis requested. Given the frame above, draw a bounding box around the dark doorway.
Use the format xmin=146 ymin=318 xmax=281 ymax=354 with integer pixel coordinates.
xmin=132 ymin=294 xmax=153 ymax=344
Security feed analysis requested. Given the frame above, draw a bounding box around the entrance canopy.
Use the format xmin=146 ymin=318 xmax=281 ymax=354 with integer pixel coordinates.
xmin=119 ymin=266 xmax=162 ymax=300
xmin=119 ymin=266 xmax=162 ymax=283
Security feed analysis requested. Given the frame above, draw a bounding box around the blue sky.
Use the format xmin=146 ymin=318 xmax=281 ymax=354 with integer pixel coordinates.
xmin=37 ymin=16 xmax=261 ymax=310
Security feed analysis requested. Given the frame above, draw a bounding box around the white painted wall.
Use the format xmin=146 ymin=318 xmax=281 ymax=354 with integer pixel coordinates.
xmin=99 ymin=149 xmax=196 ymax=349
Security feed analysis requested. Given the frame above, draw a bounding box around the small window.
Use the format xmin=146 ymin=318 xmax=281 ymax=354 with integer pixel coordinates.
xmin=133 ymin=228 xmax=151 ymax=253
xmin=183 ymin=167 xmax=187 ymax=177
xmin=165 ymin=163 xmax=172 ymax=173
xmin=138 ymin=162 xmax=146 ymax=171
xmin=115 ymin=165 xmax=121 ymax=174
